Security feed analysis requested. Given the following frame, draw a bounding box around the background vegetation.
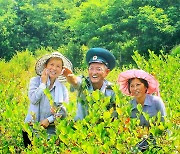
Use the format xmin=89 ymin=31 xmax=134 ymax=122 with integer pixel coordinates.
xmin=0 ymin=0 xmax=180 ymax=153
xmin=0 ymin=0 xmax=180 ymax=66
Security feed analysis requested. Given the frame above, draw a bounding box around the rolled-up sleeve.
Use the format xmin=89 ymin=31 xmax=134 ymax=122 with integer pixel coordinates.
xmin=47 ymin=115 xmax=55 ymax=123
xmin=70 ymin=76 xmax=82 ymax=92
xmin=58 ymin=105 xmax=67 ymax=118
xmin=53 ymin=103 xmax=67 ymax=119
xmin=28 ymin=77 xmax=46 ymax=105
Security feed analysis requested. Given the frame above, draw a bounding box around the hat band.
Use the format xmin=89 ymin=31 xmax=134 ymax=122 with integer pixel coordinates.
xmin=89 ymin=57 xmax=109 ymax=68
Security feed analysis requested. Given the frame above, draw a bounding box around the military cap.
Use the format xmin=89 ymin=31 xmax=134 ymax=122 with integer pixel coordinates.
xmin=86 ymin=48 xmax=116 ymax=71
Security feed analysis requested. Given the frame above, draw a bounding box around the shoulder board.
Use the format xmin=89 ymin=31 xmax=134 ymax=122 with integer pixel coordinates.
xmin=81 ymin=75 xmax=91 ymax=87
xmin=106 ymin=82 xmax=114 ymax=90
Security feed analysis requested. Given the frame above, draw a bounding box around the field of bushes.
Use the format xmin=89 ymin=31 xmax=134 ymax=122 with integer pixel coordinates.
xmin=0 ymin=49 xmax=179 ymax=153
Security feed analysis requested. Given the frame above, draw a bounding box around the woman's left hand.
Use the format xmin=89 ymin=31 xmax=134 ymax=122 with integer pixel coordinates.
xmin=40 ymin=119 xmax=50 ymax=128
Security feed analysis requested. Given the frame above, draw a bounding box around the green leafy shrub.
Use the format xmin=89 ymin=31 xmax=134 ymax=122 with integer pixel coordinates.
xmin=0 ymin=50 xmax=179 ymax=153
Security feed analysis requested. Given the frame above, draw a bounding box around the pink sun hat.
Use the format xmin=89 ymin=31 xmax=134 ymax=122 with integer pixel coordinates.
xmin=117 ymin=69 xmax=160 ymax=96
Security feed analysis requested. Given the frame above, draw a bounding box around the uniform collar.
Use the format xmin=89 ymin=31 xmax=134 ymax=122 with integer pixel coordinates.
xmin=131 ymin=94 xmax=152 ymax=109
xmin=88 ymin=78 xmax=108 ymax=93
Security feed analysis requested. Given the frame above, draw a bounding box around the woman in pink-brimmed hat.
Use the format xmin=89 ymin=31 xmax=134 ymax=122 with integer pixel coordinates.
xmin=117 ymin=69 xmax=166 ymax=151
xmin=117 ymin=69 xmax=166 ymax=127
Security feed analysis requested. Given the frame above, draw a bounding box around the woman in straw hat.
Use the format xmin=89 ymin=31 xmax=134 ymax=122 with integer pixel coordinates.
xmin=117 ymin=69 xmax=166 ymax=151
xmin=23 ymin=52 xmax=72 ymax=147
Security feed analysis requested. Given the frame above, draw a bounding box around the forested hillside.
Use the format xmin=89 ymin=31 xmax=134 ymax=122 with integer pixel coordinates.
xmin=0 ymin=0 xmax=180 ymax=153
xmin=0 ymin=0 xmax=179 ymax=66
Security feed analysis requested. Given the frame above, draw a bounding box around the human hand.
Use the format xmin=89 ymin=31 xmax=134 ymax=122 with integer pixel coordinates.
xmin=61 ymin=66 xmax=73 ymax=77
xmin=50 ymin=106 xmax=57 ymax=115
xmin=40 ymin=119 xmax=50 ymax=128
xmin=41 ymin=68 xmax=49 ymax=84
xmin=51 ymin=106 xmax=63 ymax=118
xmin=61 ymin=66 xmax=78 ymax=86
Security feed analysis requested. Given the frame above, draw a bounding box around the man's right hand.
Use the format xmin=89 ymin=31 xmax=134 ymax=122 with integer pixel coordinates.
xmin=61 ymin=66 xmax=73 ymax=77
xmin=62 ymin=67 xmax=78 ymax=86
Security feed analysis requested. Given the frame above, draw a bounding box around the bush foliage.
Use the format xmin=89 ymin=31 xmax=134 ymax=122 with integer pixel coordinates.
xmin=0 ymin=50 xmax=179 ymax=153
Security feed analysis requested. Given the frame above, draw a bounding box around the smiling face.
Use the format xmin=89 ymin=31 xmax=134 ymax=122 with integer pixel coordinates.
xmin=88 ymin=63 xmax=110 ymax=89
xmin=129 ymin=78 xmax=148 ymax=99
xmin=45 ymin=57 xmax=63 ymax=80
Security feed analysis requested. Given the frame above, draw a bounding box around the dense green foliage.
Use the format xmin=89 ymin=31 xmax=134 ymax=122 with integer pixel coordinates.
xmin=0 ymin=0 xmax=180 ymax=66
xmin=0 ymin=50 xmax=179 ymax=153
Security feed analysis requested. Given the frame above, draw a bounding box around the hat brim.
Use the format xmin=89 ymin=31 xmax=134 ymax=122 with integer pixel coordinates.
xmin=35 ymin=52 xmax=72 ymax=82
xmin=117 ymin=69 xmax=159 ymax=96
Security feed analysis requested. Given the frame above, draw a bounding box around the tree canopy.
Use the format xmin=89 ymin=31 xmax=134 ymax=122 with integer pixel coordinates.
xmin=0 ymin=0 xmax=179 ymax=67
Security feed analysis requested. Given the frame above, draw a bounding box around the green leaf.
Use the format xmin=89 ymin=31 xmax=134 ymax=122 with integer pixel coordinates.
xmin=92 ymin=90 xmax=100 ymax=101
xmin=137 ymin=104 xmax=143 ymax=113
xmin=142 ymin=112 xmax=150 ymax=121
xmin=103 ymin=111 xmax=111 ymax=120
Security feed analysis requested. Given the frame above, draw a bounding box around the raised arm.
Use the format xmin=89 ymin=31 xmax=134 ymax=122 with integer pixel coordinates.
xmin=62 ymin=66 xmax=78 ymax=87
xmin=28 ymin=69 xmax=49 ymax=105
xmin=28 ymin=77 xmax=46 ymax=105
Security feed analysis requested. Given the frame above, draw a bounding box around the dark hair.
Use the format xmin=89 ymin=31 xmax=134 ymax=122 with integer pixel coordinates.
xmin=128 ymin=78 xmax=149 ymax=94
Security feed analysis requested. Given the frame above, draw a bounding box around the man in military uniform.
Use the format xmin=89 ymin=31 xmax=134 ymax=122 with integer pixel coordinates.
xmin=63 ymin=47 xmax=117 ymax=120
